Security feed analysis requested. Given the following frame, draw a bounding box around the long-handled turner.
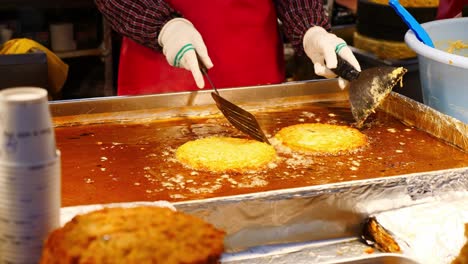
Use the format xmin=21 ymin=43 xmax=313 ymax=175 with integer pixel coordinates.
xmin=197 ymin=57 xmax=270 ymax=144
xmin=332 ymin=56 xmax=407 ymax=128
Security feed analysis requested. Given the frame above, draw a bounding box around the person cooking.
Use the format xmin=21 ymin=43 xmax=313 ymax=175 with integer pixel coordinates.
xmin=95 ymin=0 xmax=361 ymax=95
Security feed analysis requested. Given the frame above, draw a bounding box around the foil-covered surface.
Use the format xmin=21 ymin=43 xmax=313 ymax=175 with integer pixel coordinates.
xmin=52 ymin=81 xmax=467 ymax=263
xmin=221 ymin=238 xmax=377 ymax=263
xmin=381 ymin=92 xmax=467 ymax=152
xmin=225 ymin=248 xmax=420 ymax=264
xmin=173 ymin=168 xmax=468 ymax=253
xmin=57 ymin=167 xmax=467 ymax=263
xmin=368 ymin=198 xmax=468 ymax=264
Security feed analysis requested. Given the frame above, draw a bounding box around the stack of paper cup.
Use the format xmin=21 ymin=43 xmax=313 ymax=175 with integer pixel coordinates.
xmin=0 ymin=87 xmax=61 ymax=263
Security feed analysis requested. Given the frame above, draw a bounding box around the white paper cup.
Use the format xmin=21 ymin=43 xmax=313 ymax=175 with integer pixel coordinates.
xmin=0 ymin=147 xmax=60 ymax=262
xmin=0 ymin=188 xmax=60 ymax=212
xmin=1 ymin=244 xmax=44 ymax=264
xmin=0 ymin=212 xmax=60 ymax=235
xmin=0 ymin=209 xmax=59 ymax=263
xmin=0 ymin=156 xmax=60 ymax=185
xmin=0 ymin=87 xmax=57 ymax=166
xmin=0 ymin=155 xmax=60 ymax=211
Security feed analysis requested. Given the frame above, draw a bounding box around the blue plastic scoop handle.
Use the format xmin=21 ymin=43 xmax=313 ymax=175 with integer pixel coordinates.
xmin=389 ymin=0 xmax=435 ymax=48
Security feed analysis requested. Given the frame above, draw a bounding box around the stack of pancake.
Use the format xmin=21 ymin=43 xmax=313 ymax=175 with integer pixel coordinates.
xmin=354 ymin=0 xmax=439 ymax=59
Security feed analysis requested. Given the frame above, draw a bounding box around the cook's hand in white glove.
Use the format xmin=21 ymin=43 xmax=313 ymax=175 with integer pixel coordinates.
xmin=158 ymin=18 xmax=213 ymax=88
xmin=303 ymin=26 xmax=361 ymax=89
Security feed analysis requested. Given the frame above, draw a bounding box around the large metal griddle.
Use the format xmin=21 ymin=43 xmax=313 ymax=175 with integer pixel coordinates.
xmin=50 ymin=80 xmax=466 ymax=151
xmin=51 ymin=80 xmax=468 ymax=263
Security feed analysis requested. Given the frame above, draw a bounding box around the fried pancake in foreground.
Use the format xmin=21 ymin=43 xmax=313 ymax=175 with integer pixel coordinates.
xmin=274 ymin=123 xmax=367 ymax=155
xmin=40 ymin=206 xmax=225 ymax=264
xmin=452 ymin=223 xmax=468 ymax=264
xmin=176 ymin=136 xmax=276 ymax=173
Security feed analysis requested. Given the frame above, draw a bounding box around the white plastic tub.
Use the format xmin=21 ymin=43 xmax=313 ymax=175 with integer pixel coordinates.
xmin=405 ymin=17 xmax=468 ymax=123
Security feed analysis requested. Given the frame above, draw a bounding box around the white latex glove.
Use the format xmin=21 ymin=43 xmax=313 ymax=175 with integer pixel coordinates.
xmin=158 ymin=18 xmax=213 ymax=88
xmin=303 ymin=26 xmax=361 ymax=89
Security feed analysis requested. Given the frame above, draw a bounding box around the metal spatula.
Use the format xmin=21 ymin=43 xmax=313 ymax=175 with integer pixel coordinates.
xmin=197 ymin=58 xmax=270 ymax=144
xmin=332 ymin=55 xmax=407 ymax=128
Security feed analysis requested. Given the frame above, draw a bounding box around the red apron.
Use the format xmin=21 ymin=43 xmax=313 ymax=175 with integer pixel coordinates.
xmin=118 ymin=0 xmax=285 ymax=95
xmin=437 ymin=0 xmax=468 ymax=19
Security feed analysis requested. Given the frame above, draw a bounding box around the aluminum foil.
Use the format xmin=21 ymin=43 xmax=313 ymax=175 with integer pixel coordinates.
xmin=381 ymin=92 xmax=467 ymax=152
xmin=222 ymin=238 xmax=379 ymax=263
xmin=368 ymin=198 xmax=468 ymax=264
xmin=174 ymin=168 xmax=468 ymax=252
xmin=58 ymin=168 xmax=467 ymax=263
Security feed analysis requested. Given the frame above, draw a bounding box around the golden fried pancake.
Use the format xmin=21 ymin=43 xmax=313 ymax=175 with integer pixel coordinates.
xmin=40 ymin=206 xmax=225 ymax=264
xmin=176 ymin=136 xmax=276 ymax=173
xmin=274 ymin=123 xmax=367 ymax=155
xmin=452 ymin=224 xmax=468 ymax=264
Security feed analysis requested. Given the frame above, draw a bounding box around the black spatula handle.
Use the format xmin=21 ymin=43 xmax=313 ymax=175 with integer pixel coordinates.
xmin=332 ymin=55 xmax=360 ymax=81
xmin=196 ymin=52 xmax=208 ymax=74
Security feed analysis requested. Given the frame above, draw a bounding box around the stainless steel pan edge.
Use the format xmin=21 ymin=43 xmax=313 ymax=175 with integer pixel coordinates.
xmin=173 ymin=167 xmax=468 ymax=252
xmin=50 ymin=79 xmax=467 ymax=153
xmin=49 ymin=80 xmax=345 ymax=118
xmin=382 ymin=92 xmax=468 ymax=152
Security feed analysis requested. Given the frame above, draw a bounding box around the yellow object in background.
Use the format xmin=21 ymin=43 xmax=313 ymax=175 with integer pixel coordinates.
xmin=447 ymin=40 xmax=468 ymax=54
xmin=369 ymin=0 xmax=439 ymax=7
xmin=0 ymin=38 xmax=69 ymax=98
xmin=353 ymin=32 xmax=416 ymax=59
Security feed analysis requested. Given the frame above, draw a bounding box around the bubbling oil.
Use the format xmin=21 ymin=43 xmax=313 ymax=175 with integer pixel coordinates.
xmin=56 ymin=101 xmax=468 ymax=207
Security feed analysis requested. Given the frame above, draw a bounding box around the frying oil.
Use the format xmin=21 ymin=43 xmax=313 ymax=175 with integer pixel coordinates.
xmin=55 ymin=101 xmax=468 ymax=207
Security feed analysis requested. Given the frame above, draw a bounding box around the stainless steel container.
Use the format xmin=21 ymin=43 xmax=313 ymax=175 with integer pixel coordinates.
xmin=51 ymin=80 xmax=468 ymax=263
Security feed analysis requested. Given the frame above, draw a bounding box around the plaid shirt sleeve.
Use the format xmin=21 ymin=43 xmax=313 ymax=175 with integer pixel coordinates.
xmin=275 ymin=0 xmax=331 ymax=55
xmin=94 ymin=0 xmax=181 ymax=51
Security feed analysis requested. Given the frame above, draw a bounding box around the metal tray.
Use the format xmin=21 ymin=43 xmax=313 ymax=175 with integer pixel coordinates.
xmin=328 ymin=254 xmax=421 ymax=264
xmin=221 ymin=240 xmax=422 ymax=263
xmin=52 ymin=80 xmax=468 ymax=263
